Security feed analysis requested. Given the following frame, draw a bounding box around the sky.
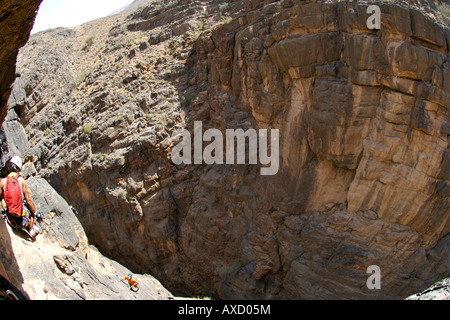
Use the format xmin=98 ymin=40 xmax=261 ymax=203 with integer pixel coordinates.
xmin=31 ymin=0 xmax=135 ymax=34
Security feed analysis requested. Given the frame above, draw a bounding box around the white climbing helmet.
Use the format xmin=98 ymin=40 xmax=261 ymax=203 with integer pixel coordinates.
xmin=10 ymin=156 xmax=23 ymax=170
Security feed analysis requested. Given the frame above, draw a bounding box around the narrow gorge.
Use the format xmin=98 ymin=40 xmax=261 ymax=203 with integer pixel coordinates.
xmin=1 ymin=0 xmax=449 ymax=300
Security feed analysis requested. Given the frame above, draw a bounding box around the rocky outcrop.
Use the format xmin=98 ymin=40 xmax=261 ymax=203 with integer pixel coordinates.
xmin=16 ymin=0 xmax=449 ymax=300
xmin=0 ymin=0 xmax=42 ymax=125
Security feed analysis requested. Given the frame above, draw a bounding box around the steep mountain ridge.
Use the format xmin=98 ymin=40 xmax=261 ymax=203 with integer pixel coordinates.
xmin=11 ymin=0 xmax=450 ymax=300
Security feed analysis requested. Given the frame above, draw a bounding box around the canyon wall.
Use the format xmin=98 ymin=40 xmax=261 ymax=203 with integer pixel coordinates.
xmin=16 ymin=0 xmax=449 ymax=299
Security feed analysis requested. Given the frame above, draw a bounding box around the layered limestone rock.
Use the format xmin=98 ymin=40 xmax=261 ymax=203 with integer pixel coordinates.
xmin=16 ymin=0 xmax=449 ymax=299
xmin=0 ymin=76 xmax=30 ymax=165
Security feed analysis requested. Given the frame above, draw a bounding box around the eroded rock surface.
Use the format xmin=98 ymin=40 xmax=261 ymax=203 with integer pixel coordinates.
xmin=406 ymin=277 xmax=450 ymax=300
xmin=15 ymin=0 xmax=449 ymax=299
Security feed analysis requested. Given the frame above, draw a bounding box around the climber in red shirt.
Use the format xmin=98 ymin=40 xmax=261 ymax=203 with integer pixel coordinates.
xmin=0 ymin=156 xmax=41 ymax=237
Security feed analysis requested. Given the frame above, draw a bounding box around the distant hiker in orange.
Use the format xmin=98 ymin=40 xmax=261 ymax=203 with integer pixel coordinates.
xmin=0 ymin=156 xmax=41 ymax=237
xmin=124 ymin=274 xmax=140 ymax=291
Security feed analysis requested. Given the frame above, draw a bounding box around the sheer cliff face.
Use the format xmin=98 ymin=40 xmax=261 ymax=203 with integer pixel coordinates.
xmin=0 ymin=0 xmax=42 ymax=126
xmin=17 ymin=0 xmax=449 ymax=299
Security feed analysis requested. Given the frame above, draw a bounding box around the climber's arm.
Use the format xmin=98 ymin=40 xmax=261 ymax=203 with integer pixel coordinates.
xmin=20 ymin=179 xmax=36 ymax=215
